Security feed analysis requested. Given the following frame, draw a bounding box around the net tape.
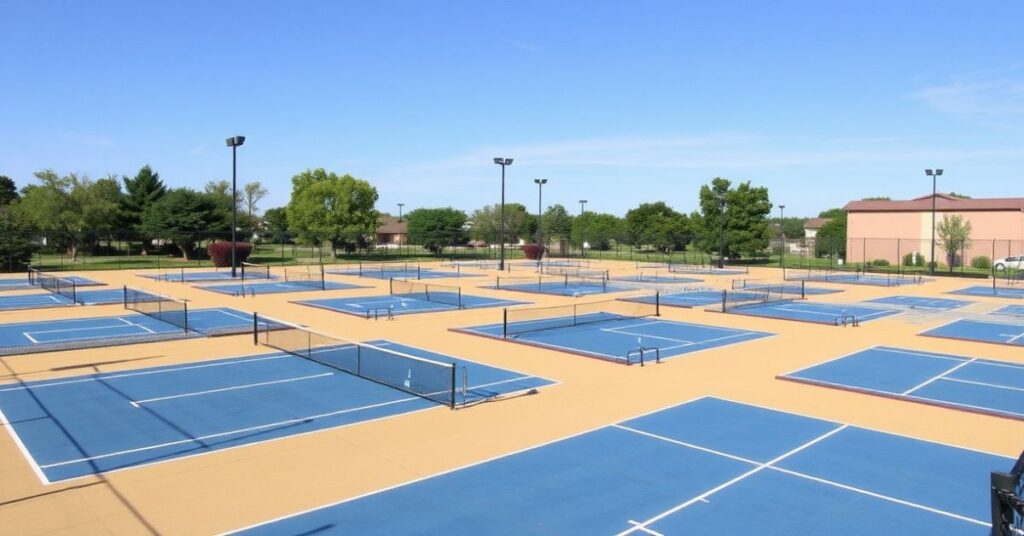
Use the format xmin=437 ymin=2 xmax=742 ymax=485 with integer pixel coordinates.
xmin=29 ymin=268 xmax=78 ymax=304
xmin=503 ymin=292 xmax=660 ymax=338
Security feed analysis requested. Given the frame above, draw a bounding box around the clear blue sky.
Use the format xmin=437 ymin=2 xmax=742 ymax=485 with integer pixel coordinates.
xmin=1 ymin=1 xmax=1021 ymax=218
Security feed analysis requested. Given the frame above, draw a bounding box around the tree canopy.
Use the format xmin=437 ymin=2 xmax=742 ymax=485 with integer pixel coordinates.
xmin=122 ymin=165 xmax=166 ymax=231
xmin=541 ymin=204 xmax=574 ymax=243
xmin=406 ymin=207 xmax=468 ymax=254
xmin=624 ymin=202 xmax=690 ymax=253
xmin=286 ymin=168 xmax=379 ymax=253
xmin=0 ymin=176 xmax=19 ymax=206
xmin=695 ymin=178 xmax=772 ymax=259
xmin=140 ymin=188 xmax=226 ymax=259
xmin=936 ymin=214 xmax=972 ymax=270
xmin=468 ymin=203 xmax=533 ymax=244
xmin=571 ymin=212 xmax=623 ymax=250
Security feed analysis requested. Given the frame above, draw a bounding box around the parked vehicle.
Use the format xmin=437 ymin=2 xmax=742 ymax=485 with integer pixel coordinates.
xmin=994 ymin=256 xmax=1023 ymax=270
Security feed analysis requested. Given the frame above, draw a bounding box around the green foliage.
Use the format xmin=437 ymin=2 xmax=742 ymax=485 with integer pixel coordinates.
xmin=243 ymin=181 xmax=268 ymax=217
xmin=818 ymin=208 xmax=845 ymax=219
xmin=0 ymin=205 xmax=35 ymax=270
xmin=781 ymin=217 xmax=806 ymax=239
xmin=571 ymin=212 xmax=623 ymax=250
xmin=948 ymin=192 xmax=971 ymax=199
xmin=936 ymin=214 xmax=972 ymax=272
xmin=121 ymin=165 xmax=166 ymax=231
xmin=695 ymin=178 xmax=772 ymax=259
xmin=902 ymin=252 xmax=925 ymax=267
xmin=15 ymin=170 xmax=124 ymax=258
xmin=814 ymin=212 xmax=847 ymax=258
xmin=625 ymin=202 xmax=690 ymax=253
xmin=871 ymin=259 xmax=890 ymax=267
xmin=140 ymin=188 xmax=226 ymax=259
xmin=263 ymin=207 xmax=289 ymax=242
xmin=970 ymin=256 xmax=991 ymax=269
xmin=0 ymin=176 xmax=19 ymax=206
xmin=541 ymin=204 xmax=574 ymax=242
xmin=468 ymin=203 xmax=533 ymax=244
xmin=285 ymin=168 xmax=379 ymax=254
xmin=405 ymin=207 xmax=468 ymax=255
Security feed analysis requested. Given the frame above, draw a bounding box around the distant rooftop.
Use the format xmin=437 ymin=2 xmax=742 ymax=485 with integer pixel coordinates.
xmin=803 ymin=217 xmax=830 ymax=230
xmin=377 ymin=216 xmax=408 ymax=234
xmin=845 ymin=193 xmax=1024 ymax=213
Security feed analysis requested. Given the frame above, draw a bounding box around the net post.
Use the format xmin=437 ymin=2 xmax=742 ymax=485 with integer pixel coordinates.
xmin=183 ymin=302 xmax=189 ymax=333
xmin=122 ymin=285 xmax=128 ymax=309
xmin=800 ymin=279 xmax=806 ymax=299
xmin=721 ymin=290 xmax=727 ymax=311
xmin=389 ymin=277 xmax=394 ymax=295
xmin=502 ymin=308 xmax=508 ymax=338
xmin=449 ymin=364 xmax=456 ymax=409
xmin=417 ymin=266 xmax=421 ymax=280
xmin=655 ymin=291 xmax=660 ymax=316
xmin=991 ymin=471 xmax=1016 ymax=535
xmin=70 ymin=280 xmax=77 ymax=305
xmin=457 ymin=287 xmax=463 ymax=309
xmin=252 ymin=313 xmax=258 ymax=345
xmin=319 ymin=264 xmax=326 ymax=290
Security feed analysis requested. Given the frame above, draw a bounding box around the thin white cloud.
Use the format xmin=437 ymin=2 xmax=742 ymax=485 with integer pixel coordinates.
xmin=59 ymin=131 xmax=114 ymax=148
xmin=191 ymin=144 xmax=208 ymax=156
xmin=909 ymin=72 xmax=1024 ymax=115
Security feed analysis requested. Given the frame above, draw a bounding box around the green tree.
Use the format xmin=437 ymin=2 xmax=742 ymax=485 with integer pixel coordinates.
xmin=406 ymin=207 xmax=468 ymax=255
xmin=121 ymin=165 xmax=166 ymax=232
xmin=0 ymin=176 xmax=19 ymax=206
xmin=625 ymin=202 xmax=690 ymax=253
xmin=781 ymin=217 xmax=806 ymax=239
xmin=0 ymin=203 xmax=35 ymax=270
xmin=243 ymin=181 xmax=268 ymax=219
xmin=541 ymin=204 xmax=574 ymax=243
xmin=571 ymin=212 xmax=623 ymax=251
xmin=15 ymin=170 xmax=118 ymax=260
xmin=468 ymin=203 xmax=533 ymax=245
xmin=263 ymin=207 xmax=289 ymax=242
xmin=75 ymin=175 xmax=124 ymax=252
xmin=696 ymin=178 xmax=772 ymax=260
xmin=818 ymin=208 xmax=845 ymax=219
xmin=286 ymin=168 xmax=379 ymax=255
xmin=936 ymin=214 xmax=973 ymax=270
xmin=140 ymin=188 xmax=226 ymax=259
xmin=814 ymin=212 xmax=847 ymax=259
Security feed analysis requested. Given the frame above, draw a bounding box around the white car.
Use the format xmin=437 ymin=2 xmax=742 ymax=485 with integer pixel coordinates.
xmin=994 ymin=256 xmax=1023 ymax=270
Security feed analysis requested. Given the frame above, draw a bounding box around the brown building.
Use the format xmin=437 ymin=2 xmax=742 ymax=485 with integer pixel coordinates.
xmin=376 ymin=216 xmax=408 ymax=245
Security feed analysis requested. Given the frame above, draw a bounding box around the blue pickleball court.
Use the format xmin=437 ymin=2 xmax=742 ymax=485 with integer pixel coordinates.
xmin=230 ymin=397 xmax=1005 ymax=535
xmin=948 ymin=285 xmax=1024 ymax=299
xmin=921 ymin=319 xmax=1024 ymax=347
xmin=779 ymin=346 xmax=1024 ymax=420
xmin=199 ymin=280 xmax=367 ymax=296
xmin=723 ymin=300 xmax=899 ymax=325
xmin=864 ymin=296 xmax=973 ymax=310
xmin=296 ymin=293 xmax=526 ymax=318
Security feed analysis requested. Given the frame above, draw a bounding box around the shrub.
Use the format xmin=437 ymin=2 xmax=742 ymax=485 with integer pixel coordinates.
xmin=970 ymin=256 xmax=992 ymax=269
xmin=522 ymin=244 xmax=545 ymax=260
xmin=902 ymin=252 xmax=925 ymax=267
xmin=207 ymin=241 xmax=252 ymax=267
xmin=871 ymin=259 xmax=890 ymax=267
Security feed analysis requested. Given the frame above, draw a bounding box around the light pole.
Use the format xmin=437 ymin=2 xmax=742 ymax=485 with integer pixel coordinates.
xmin=779 ymin=204 xmax=786 ymax=270
xmin=225 ymin=135 xmax=245 ymax=277
xmin=493 ymin=158 xmax=513 ymax=269
xmin=579 ymin=199 xmax=587 ymax=257
xmin=534 ymin=178 xmax=547 ymax=264
xmin=925 ymin=168 xmax=943 ymax=275
xmin=717 ymin=192 xmax=726 ymax=269
xmin=397 ymin=203 xmax=404 ymax=222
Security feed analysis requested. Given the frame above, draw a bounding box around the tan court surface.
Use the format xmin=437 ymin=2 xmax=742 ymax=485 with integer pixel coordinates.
xmin=0 ymin=262 xmax=1022 ymax=534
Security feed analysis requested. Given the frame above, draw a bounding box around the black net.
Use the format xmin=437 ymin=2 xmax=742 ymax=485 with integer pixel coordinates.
xmin=28 ymin=268 xmax=78 ymax=303
xmin=360 ymin=261 xmax=420 ymax=278
xmin=254 ymin=314 xmax=455 ymax=408
xmin=285 ymin=266 xmax=325 ymax=290
xmin=124 ymin=287 xmax=189 ymax=332
xmin=992 ymin=451 xmax=1024 ymax=536
xmin=496 ymin=274 xmax=608 ymax=292
xmin=242 ymin=262 xmax=271 ymax=281
xmin=503 ymin=293 xmax=659 ymax=338
xmin=543 ymin=266 xmax=609 ymax=280
xmin=390 ymin=278 xmax=462 ymax=308
xmin=721 ymin=283 xmax=804 ymax=312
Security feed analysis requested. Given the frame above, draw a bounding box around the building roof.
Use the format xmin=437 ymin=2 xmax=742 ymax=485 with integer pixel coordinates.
xmin=376 ymin=216 xmax=408 ymax=235
xmin=845 ymin=194 xmax=1024 ymax=213
xmin=804 ymin=217 xmax=830 ymax=230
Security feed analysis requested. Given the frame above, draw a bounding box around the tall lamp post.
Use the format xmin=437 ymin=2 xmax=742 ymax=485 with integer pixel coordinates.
xmin=779 ymin=204 xmax=786 ymax=270
xmin=717 ymin=192 xmax=727 ymax=269
xmin=579 ymin=199 xmax=588 ymax=257
xmin=534 ymin=178 xmax=548 ymax=265
xmin=493 ymin=158 xmax=513 ymax=270
xmin=225 ymin=135 xmax=246 ymax=277
xmin=925 ymin=168 xmax=943 ymax=276
xmin=397 ymin=203 xmax=404 ymax=222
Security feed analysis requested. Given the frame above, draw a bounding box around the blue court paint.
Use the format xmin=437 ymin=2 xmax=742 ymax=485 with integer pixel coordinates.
xmin=328 ymin=268 xmax=481 ymax=280
xmin=865 ymin=296 xmax=973 ymax=310
xmin=792 ymin=273 xmax=926 ymax=287
xmin=1 ymin=276 xmax=102 ymax=291
xmin=296 ymin=294 xmax=526 ymax=318
xmin=39 ymin=275 xmax=104 ymax=286
xmin=492 ymin=280 xmax=633 ymax=297
xmin=780 ymin=346 xmax=1024 ymax=420
xmin=198 ymin=280 xmax=367 ymax=296
xmin=611 ymin=275 xmax=703 ymax=284
xmin=185 ymin=308 xmax=262 ymax=335
xmin=231 ymin=397 xmax=1004 ymax=535
xmin=73 ymin=289 xmax=127 ymax=305
xmin=0 ymin=293 xmax=73 ymax=310
xmin=921 ymin=319 xmax=1024 ymax=347
xmin=623 ymin=290 xmax=722 ymax=309
xmin=725 ymin=301 xmax=899 ymax=325
xmin=948 ymin=285 xmax=1024 ymax=299
xmin=993 ymin=305 xmax=1024 ymax=317
xmin=455 ymin=313 xmax=771 ymax=364
xmin=0 ymin=341 xmax=552 ymax=482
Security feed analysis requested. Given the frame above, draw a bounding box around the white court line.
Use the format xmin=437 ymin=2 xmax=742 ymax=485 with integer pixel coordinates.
xmin=1005 ymin=331 xmax=1024 ymax=344
xmin=612 ymin=424 xmax=988 ymax=532
xmin=131 ymin=373 xmax=335 ymax=405
xmin=625 ymin=521 xmax=665 ymax=536
xmin=209 ymin=308 xmax=253 ymax=322
xmin=0 ymin=408 xmax=50 ymax=484
xmin=602 ymin=328 xmax=693 ymax=345
xmin=22 ymin=331 xmax=39 ymax=344
xmin=901 ymin=359 xmax=976 ymax=397
xmin=939 ymin=376 xmax=1024 ymax=393
xmin=25 ymin=322 xmax=137 ymax=336
xmin=0 ymin=354 xmax=288 ymax=393
xmin=614 ymin=425 xmax=848 ymax=535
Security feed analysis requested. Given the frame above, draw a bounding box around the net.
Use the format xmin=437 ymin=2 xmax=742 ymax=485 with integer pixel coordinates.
xmin=123 ymin=287 xmax=190 ymax=332
xmin=28 ymin=268 xmax=78 ymax=304
xmin=995 ymin=272 xmax=1023 ymax=289
xmin=720 ymin=283 xmax=804 ymax=312
xmin=543 ymin=266 xmax=609 ymax=280
xmin=636 ymin=261 xmax=670 ymax=269
xmin=254 ymin=314 xmax=456 ymax=408
xmin=731 ymin=278 xmax=787 ymax=290
xmin=390 ymin=278 xmax=462 ymax=308
xmin=241 ymin=262 xmax=271 ymax=281
xmin=285 ymin=266 xmax=326 ymax=290
xmin=992 ymin=451 xmax=1024 ymax=536
xmin=496 ymin=274 xmax=608 ymax=293
xmin=360 ymin=261 xmax=420 ymax=279
xmin=784 ymin=267 xmax=833 ymax=281
xmin=502 ymin=293 xmax=660 ymax=338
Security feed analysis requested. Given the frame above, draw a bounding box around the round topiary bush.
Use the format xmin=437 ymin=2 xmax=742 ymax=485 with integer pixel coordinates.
xmin=970 ymin=256 xmax=992 ymax=270
xmin=208 ymin=241 xmax=252 ymax=267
